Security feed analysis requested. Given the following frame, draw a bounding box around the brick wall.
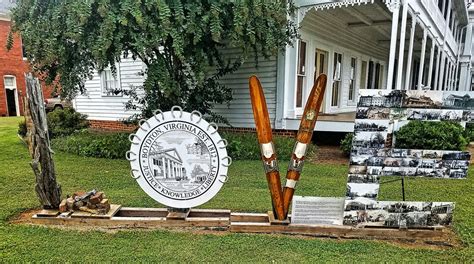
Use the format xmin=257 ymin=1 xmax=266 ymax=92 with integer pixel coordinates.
xmin=0 ymin=19 xmax=54 ymax=116
xmin=87 ymin=119 xmax=297 ymax=137
xmin=88 ymin=120 xmax=138 ymax=132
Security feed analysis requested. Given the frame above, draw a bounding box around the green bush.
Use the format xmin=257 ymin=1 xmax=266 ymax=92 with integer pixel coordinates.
xmin=51 ymin=131 xmax=130 ymax=159
xmin=395 ymin=121 xmax=468 ymax=151
xmin=464 ymin=122 xmax=474 ymax=143
xmin=18 ymin=120 xmax=27 ymax=137
xmin=221 ymin=132 xmax=316 ymax=161
xmin=340 ymin=133 xmax=353 ymax=156
xmin=52 ymin=130 xmax=316 ymax=161
xmin=47 ymin=108 xmax=89 ymax=138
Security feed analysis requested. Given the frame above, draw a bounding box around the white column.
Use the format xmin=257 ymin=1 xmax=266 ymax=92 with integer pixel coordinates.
xmin=167 ymin=159 xmax=171 ymax=179
xmin=162 ymin=157 xmax=166 ymax=177
xmin=460 ymin=24 xmax=473 ymax=91
xmin=405 ymin=16 xmax=417 ymax=90
xmin=438 ymin=0 xmax=452 ymax=91
xmin=434 ymin=48 xmax=442 ymax=90
xmin=427 ymin=37 xmax=436 ymax=89
xmin=386 ymin=4 xmax=400 ymax=90
xmin=396 ymin=0 xmax=409 ymax=90
xmin=438 ymin=53 xmax=447 ymax=90
xmin=417 ymin=28 xmax=428 ymax=90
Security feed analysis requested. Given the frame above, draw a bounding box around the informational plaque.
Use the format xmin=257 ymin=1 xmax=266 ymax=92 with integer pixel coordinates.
xmin=291 ymin=196 xmax=345 ymax=225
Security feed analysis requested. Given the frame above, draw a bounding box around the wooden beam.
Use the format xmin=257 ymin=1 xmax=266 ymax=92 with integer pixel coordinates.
xmin=347 ymin=20 xmax=392 ymax=28
xmin=343 ymin=8 xmax=373 ymax=26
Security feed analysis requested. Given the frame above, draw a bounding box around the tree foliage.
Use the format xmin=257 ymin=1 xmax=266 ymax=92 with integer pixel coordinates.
xmin=10 ymin=0 xmax=297 ymax=122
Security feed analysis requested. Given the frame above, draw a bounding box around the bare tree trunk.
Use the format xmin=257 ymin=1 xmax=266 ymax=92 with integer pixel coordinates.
xmin=25 ymin=73 xmax=61 ymax=209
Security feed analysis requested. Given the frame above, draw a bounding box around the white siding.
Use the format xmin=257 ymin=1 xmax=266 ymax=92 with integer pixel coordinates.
xmin=74 ymin=53 xmax=277 ymax=127
xmin=74 ymin=57 xmax=144 ymax=121
xmin=212 ymin=49 xmax=278 ymax=128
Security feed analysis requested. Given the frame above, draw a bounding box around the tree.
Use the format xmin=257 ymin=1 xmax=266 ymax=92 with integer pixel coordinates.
xmin=9 ymin=0 xmax=297 ymax=122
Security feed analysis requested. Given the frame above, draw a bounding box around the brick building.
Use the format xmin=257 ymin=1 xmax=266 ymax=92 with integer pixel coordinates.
xmin=0 ymin=1 xmax=52 ymax=117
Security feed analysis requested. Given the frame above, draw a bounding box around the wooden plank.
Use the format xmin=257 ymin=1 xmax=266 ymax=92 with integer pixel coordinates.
xmin=167 ymin=209 xmax=190 ymax=220
xmin=230 ymin=212 xmax=269 ymax=223
xmin=70 ymin=204 xmax=121 ymax=219
xmin=116 ymin=207 xmax=168 ymax=217
xmin=36 ymin=209 xmax=60 ymax=217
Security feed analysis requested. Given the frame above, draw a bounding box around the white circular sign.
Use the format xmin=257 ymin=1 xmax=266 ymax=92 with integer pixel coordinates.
xmin=128 ymin=107 xmax=230 ymax=208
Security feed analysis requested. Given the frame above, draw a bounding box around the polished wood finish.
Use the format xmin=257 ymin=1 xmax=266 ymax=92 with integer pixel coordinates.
xmin=282 ymin=74 xmax=327 ymax=217
xmin=249 ymin=75 xmax=285 ymax=220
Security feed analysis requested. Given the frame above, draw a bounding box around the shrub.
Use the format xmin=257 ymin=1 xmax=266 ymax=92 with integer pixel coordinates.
xmin=340 ymin=133 xmax=353 ymax=156
xmin=221 ymin=132 xmax=316 ymax=161
xmin=51 ymin=131 xmax=130 ymax=159
xmin=18 ymin=120 xmax=27 ymax=137
xmin=47 ymin=108 xmax=89 ymax=138
xmin=464 ymin=122 xmax=474 ymax=143
xmin=394 ymin=121 xmax=468 ymax=151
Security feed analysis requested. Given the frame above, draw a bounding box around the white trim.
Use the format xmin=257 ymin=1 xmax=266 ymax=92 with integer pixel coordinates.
xmin=100 ymin=63 xmax=122 ymax=97
xmin=3 ymin=75 xmax=20 ymax=117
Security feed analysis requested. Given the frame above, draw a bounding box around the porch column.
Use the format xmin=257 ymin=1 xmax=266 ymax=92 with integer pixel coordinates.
xmin=405 ymin=16 xmax=417 ymax=90
xmin=460 ymin=24 xmax=473 ymax=91
xmin=434 ymin=47 xmax=442 ymax=90
xmin=438 ymin=53 xmax=447 ymax=90
xmin=386 ymin=3 xmax=401 ymax=90
xmin=167 ymin=159 xmax=171 ymax=179
xmin=417 ymin=28 xmax=428 ymax=90
xmin=437 ymin=0 xmax=452 ymax=91
xmin=427 ymin=37 xmax=436 ymax=89
xmin=396 ymin=0 xmax=409 ymax=90
xmin=448 ymin=61 xmax=454 ymax=90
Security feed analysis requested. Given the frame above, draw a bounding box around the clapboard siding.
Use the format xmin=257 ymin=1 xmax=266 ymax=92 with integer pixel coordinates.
xmin=74 ymin=57 xmax=144 ymax=121
xmin=74 ymin=53 xmax=277 ymax=127
xmin=213 ymin=51 xmax=278 ymax=128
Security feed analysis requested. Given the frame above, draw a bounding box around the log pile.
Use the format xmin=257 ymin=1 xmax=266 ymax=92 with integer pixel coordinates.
xmin=59 ymin=190 xmax=111 ymax=215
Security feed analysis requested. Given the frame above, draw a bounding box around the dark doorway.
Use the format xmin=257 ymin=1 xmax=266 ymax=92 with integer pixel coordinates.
xmin=6 ymin=89 xmax=17 ymax=116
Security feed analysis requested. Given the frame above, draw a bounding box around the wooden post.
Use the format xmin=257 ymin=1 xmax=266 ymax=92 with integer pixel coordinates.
xmin=25 ymin=73 xmax=62 ymax=209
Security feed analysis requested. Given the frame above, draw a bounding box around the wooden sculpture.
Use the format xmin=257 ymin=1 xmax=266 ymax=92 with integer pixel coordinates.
xmin=249 ymin=75 xmax=286 ymax=220
xmin=282 ymin=74 xmax=327 ymax=217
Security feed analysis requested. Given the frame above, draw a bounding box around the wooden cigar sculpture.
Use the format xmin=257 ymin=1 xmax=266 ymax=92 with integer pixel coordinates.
xmin=249 ymin=75 xmax=286 ymax=221
xmin=282 ymin=74 xmax=327 ymax=217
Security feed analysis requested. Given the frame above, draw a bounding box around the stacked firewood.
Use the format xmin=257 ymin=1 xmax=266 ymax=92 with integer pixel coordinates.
xmin=59 ymin=190 xmax=110 ymax=215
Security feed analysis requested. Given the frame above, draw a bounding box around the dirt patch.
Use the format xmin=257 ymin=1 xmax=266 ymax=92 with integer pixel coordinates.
xmin=310 ymin=145 xmax=349 ymax=165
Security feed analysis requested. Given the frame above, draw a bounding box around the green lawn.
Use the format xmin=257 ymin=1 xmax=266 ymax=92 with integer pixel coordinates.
xmin=0 ymin=116 xmax=473 ymax=262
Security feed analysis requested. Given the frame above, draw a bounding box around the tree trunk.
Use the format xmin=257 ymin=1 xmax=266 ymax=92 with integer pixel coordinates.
xmin=25 ymin=73 xmax=61 ymax=209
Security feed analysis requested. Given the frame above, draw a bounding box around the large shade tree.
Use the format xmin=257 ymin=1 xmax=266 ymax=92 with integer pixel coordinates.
xmin=9 ymin=0 xmax=297 ymax=122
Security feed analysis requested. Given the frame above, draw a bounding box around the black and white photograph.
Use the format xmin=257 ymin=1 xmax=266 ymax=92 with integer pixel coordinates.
xmin=402 ymin=91 xmax=443 ymax=109
xmin=386 ymin=148 xmax=409 ymax=158
xmin=354 ymin=119 xmax=390 ymax=132
xmin=390 ymin=108 xmax=408 ymax=120
xmin=356 ymin=107 xmax=390 ymax=120
xmin=347 ymin=174 xmax=380 ymax=184
xmin=442 ymin=151 xmax=471 ymax=161
xmin=462 ymin=110 xmax=474 ymax=122
xmin=366 ymin=166 xmax=383 ymax=176
xmin=351 ymin=147 xmax=380 ymax=156
xmin=346 ymin=183 xmax=379 ymax=199
xmin=422 ymin=150 xmax=444 ymax=159
xmin=352 ymin=132 xmax=387 ymax=149
xmin=343 ymin=200 xmax=454 ymax=228
xmin=348 ymin=165 xmax=367 ymax=174
xmin=358 ymin=90 xmax=404 ymax=108
xmin=442 ymin=92 xmax=474 ymax=110
xmin=367 ymin=156 xmax=384 ymax=166
xmin=350 ymin=154 xmax=371 ymax=166
xmin=406 ymin=109 xmax=442 ymax=121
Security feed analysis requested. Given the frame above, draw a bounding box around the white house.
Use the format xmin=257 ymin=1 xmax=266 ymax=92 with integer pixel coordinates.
xmin=74 ymin=0 xmax=473 ymax=132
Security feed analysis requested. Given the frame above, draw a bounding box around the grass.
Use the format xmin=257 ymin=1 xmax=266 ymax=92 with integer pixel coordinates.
xmin=0 ymin=116 xmax=473 ymax=262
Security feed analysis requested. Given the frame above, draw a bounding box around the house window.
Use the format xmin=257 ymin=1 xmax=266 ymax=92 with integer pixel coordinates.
xmin=100 ymin=65 xmax=122 ymax=96
xmin=367 ymin=61 xmax=383 ymax=89
xmin=4 ymin=76 xmax=15 ymax=88
xmin=296 ymin=40 xmax=307 ymax=108
xmin=331 ymin=52 xmax=342 ymax=107
xmin=349 ymin=57 xmax=357 ymax=101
